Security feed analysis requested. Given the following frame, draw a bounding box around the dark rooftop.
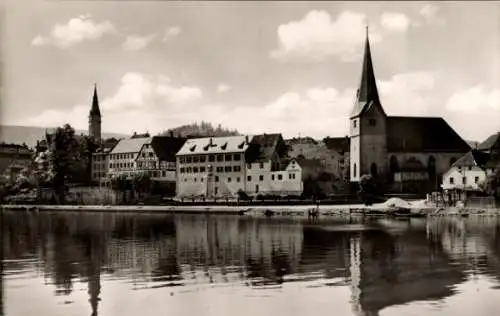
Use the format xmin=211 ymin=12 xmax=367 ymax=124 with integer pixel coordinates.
xmin=323 ymin=136 xmax=350 ymax=153
xmin=452 ymin=150 xmax=490 ymax=168
xmin=477 ymin=132 xmax=500 ymax=151
xmin=386 ymin=116 xmax=470 ymax=153
xmin=245 ymin=133 xmax=284 ymax=163
xmin=150 ymin=136 xmax=187 ymax=162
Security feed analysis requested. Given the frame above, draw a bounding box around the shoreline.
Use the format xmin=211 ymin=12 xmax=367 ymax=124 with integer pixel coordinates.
xmin=2 ymin=203 xmax=500 ymax=217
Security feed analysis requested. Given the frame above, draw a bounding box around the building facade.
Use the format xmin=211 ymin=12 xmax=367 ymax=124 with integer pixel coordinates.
xmin=349 ymin=29 xmax=470 ymax=193
xmin=176 ymin=134 xmax=303 ymax=199
xmin=135 ymin=136 xmax=186 ymax=181
xmin=108 ymin=137 xmax=152 ymax=177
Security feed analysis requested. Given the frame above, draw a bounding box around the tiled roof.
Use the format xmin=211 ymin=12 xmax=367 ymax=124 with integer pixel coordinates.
xmin=477 ymin=132 xmax=500 ymax=151
xmin=150 ymin=136 xmax=186 ymax=161
xmin=323 ymin=137 xmax=350 ymax=153
xmin=245 ymin=133 xmax=284 ymax=163
xmin=452 ymin=150 xmax=490 ymax=168
xmin=386 ymin=116 xmax=470 ymax=153
xmin=110 ymin=137 xmax=152 ymax=154
xmin=177 ymin=135 xmax=250 ymax=156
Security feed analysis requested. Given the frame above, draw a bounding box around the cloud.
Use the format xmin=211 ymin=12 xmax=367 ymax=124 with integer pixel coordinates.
xmin=31 ymin=14 xmax=117 ymax=48
xmin=446 ymin=86 xmax=500 ymax=113
xmin=380 ymin=12 xmax=411 ymax=32
xmin=217 ymin=83 xmax=231 ymax=94
xmin=417 ymin=3 xmax=445 ymax=26
xmin=163 ymin=26 xmax=181 ymax=41
xmin=122 ymin=34 xmax=156 ymax=51
xmin=377 ymin=71 xmax=438 ymax=116
xmin=271 ymin=10 xmax=382 ymax=63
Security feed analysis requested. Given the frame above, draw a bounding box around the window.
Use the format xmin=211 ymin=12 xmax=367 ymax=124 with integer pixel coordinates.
xmin=200 ymin=166 xmax=206 ymax=173
xmin=216 ymin=166 xmax=223 ymax=173
xmin=353 ymin=163 xmax=357 ymax=178
xmin=278 ymin=174 xmax=283 ymax=180
xmin=237 ymin=177 xmax=240 ymax=182
xmin=259 ymin=175 xmax=264 ymax=181
xmin=247 ymin=163 xmax=252 ymax=169
xmin=233 ymin=166 xmax=241 ymax=172
xmin=187 ymin=167 xmax=192 ymax=173
xmin=247 ymin=176 xmax=252 ymax=181
xmin=194 ymin=178 xmax=197 ymax=182
xmin=186 ymin=156 xmax=192 ymax=163
xmin=193 ymin=167 xmax=198 ymax=173
xmin=462 ymin=177 xmax=467 ymax=184
xmin=209 ymin=155 xmax=215 ymax=162
xmin=162 ymin=171 xmax=166 ymax=177
xmin=369 ymin=118 xmax=376 ymax=126
xmin=353 ymin=120 xmax=357 ymax=128
xmin=201 ymin=178 xmax=204 ymax=182
xmin=272 ymin=174 xmax=275 ymax=180
xmin=228 ymin=177 xmax=232 ymax=183
xmin=225 ymin=154 xmax=232 ymax=161
xmin=289 ymin=173 xmax=292 ymax=179
xmin=475 ymin=176 xmax=479 ymax=184
xmin=234 ymin=153 xmax=241 ymax=161
xmin=215 ymin=176 xmax=219 ymax=182
xmin=193 ymin=156 xmax=199 ymax=163
xmin=199 ymin=156 xmax=206 ymax=163
xmin=217 ymin=154 xmax=224 ymax=162
xmin=225 ymin=166 xmax=232 ymax=172
xmin=468 ymin=166 xmax=472 ymax=171
xmin=149 ymin=152 xmax=154 ymax=158
xmin=450 ymin=177 xmax=454 ymax=184
xmin=180 ymin=157 xmax=186 ymax=164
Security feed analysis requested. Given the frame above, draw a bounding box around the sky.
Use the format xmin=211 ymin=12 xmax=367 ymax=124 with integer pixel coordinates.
xmin=2 ymin=1 xmax=500 ymax=142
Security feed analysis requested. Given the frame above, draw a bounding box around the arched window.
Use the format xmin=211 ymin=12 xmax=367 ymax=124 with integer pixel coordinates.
xmin=389 ymin=155 xmax=399 ymax=174
xmin=370 ymin=163 xmax=378 ymax=178
xmin=449 ymin=157 xmax=457 ymax=167
xmin=353 ymin=163 xmax=357 ymax=178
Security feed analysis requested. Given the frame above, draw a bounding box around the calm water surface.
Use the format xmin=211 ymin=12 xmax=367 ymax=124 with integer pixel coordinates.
xmin=2 ymin=211 xmax=500 ymax=316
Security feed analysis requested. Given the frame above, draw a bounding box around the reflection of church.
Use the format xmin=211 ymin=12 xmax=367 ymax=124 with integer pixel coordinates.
xmin=349 ymin=29 xmax=470 ymax=193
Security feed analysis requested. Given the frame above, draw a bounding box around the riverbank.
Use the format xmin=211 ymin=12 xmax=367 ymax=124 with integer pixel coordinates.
xmin=2 ymin=201 xmax=500 ymax=217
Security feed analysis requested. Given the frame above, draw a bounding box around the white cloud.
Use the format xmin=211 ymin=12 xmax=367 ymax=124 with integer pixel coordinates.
xmin=377 ymin=71 xmax=438 ymax=116
xmin=163 ymin=26 xmax=181 ymax=41
xmin=217 ymin=83 xmax=231 ymax=94
xmin=122 ymin=34 xmax=156 ymax=51
xmin=446 ymin=86 xmax=500 ymax=113
xmin=271 ymin=10 xmax=382 ymax=63
xmin=380 ymin=12 xmax=411 ymax=32
xmin=417 ymin=3 xmax=445 ymax=26
xmin=31 ymin=14 xmax=117 ymax=48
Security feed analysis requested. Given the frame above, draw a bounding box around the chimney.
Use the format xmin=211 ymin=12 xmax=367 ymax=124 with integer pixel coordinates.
xmin=209 ymin=137 xmax=213 ymax=145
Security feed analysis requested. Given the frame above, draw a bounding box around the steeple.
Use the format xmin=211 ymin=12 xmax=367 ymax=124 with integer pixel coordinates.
xmin=350 ymin=26 xmax=383 ymax=118
xmin=90 ymin=83 xmax=101 ymax=117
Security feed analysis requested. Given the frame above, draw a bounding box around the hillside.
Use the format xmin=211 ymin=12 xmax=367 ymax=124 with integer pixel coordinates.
xmin=0 ymin=125 xmax=129 ymax=148
xmin=160 ymin=121 xmax=240 ymax=138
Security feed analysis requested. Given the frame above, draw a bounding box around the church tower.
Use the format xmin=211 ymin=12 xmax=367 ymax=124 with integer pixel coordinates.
xmin=89 ymin=83 xmax=102 ymax=143
xmin=349 ymin=27 xmax=388 ymax=183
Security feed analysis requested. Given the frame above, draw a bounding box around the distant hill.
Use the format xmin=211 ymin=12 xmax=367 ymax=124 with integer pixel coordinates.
xmin=0 ymin=125 xmax=129 ymax=148
xmin=159 ymin=121 xmax=240 ymax=138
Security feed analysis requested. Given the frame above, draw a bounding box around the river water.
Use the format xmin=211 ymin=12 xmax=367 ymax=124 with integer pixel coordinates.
xmin=2 ymin=211 xmax=500 ymax=316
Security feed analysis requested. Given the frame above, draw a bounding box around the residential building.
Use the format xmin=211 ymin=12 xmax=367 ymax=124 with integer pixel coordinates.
xmin=108 ymin=137 xmax=152 ymax=177
xmin=0 ymin=143 xmax=33 ymax=182
xmin=91 ymin=138 xmax=118 ymax=183
xmin=349 ymin=28 xmax=470 ymax=193
xmin=135 ymin=136 xmax=186 ymax=181
xmin=175 ymin=134 xmax=303 ymax=199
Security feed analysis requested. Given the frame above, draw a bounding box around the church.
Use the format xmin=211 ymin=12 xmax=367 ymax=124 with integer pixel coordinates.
xmin=349 ymin=29 xmax=470 ymax=193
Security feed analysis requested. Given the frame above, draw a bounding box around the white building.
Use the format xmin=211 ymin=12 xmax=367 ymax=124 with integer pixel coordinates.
xmin=175 ymin=133 xmax=303 ymax=199
xmin=441 ymin=150 xmax=492 ymax=191
xmin=108 ymin=137 xmax=152 ymax=177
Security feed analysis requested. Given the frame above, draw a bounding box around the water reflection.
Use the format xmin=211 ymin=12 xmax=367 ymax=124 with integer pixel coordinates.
xmin=2 ymin=212 xmax=500 ymax=316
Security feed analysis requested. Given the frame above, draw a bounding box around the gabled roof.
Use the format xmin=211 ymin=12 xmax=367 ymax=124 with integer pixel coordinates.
xmin=245 ymin=133 xmax=283 ymax=163
xmin=110 ymin=137 xmax=152 ymax=154
xmin=351 ymin=28 xmax=384 ymax=118
xmin=177 ymin=135 xmax=250 ymax=156
xmin=477 ymin=132 xmax=500 ymax=151
xmin=452 ymin=150 xmax=490 ymax=168
xmin=90 ymin=84 xmax=101 ymax=117
xmin=386 ymin=116 xmax=471 ymax=153
xmin=150 ymin=136 xmax=187 ymax=161
xmin=323 ymin=136 xmax=350 ymax=153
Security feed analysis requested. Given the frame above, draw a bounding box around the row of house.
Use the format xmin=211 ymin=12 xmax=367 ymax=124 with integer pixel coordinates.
xmin=91 ymin=133 xmax=304 ymax=198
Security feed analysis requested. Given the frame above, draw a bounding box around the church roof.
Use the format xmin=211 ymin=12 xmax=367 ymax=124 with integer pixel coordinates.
xmin=90 ymin=84 xmax=101 ymax=117
xmin=351 ymin=27 xmax=384 ymax=118
xmin=386 ymin=116 xmax=470 ymax=153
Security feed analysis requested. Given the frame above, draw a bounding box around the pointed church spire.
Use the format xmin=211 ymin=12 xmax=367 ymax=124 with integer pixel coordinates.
xmin=350 ymin=25 xmax=382 ymax=117
xmin=90 ymin=82 xmax=101 ymax=117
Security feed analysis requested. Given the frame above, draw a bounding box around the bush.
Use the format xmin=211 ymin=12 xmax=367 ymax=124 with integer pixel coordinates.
xmin=359 ymin=174 xmax=377 ymax=205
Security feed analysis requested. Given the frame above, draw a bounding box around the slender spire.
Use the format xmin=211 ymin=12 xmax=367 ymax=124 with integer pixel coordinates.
xmin=90 ymin=83 xmax=101 ymax=117
xmin=350 ymin=25 xmax=382 ymax=117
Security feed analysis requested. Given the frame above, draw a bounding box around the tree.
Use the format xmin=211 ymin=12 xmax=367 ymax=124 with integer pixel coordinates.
xmin=482 ymin=163 xmax=500 ymax=200
xmin=359 ymin=174 xmax=377 ymax=205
